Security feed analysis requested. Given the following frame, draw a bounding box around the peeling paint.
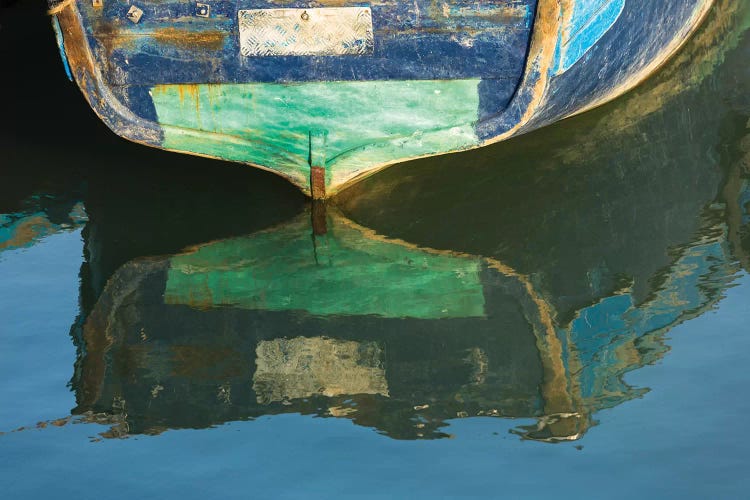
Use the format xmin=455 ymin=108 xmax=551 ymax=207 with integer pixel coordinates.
xmin=51 ymin=0 xmax=715 ymax=198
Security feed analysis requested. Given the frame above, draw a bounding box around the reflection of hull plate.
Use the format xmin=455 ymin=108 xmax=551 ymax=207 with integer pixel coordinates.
xmin=253 ymin=337 xmax=389 ymax=403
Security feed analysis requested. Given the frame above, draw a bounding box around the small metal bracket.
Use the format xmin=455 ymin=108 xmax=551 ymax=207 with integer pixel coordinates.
xmin=126 ymin=5 xmax=143 ymax=23
xmin=195 ymin=2 xmax=210 ymax=18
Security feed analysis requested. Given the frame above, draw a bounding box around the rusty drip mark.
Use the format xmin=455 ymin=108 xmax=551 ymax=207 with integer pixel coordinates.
xmin=171 ymin=84 xmax=202 ymax=117
xmin=181 ymin=84 xmax=201 ymax=117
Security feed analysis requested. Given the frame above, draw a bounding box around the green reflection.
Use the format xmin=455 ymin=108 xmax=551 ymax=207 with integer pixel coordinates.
xmin=165 ymin=213 xmax=485 ymax=319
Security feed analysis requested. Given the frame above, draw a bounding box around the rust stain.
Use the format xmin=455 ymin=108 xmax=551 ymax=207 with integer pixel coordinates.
xmin=179 ymin=84 xmax=201 ymax=116
xmin=93 ymin=21 xmax=135 ymax=58
xmin=153 ymin=83 xmax=203 ymax=118
xmin=94 ymin=24 xmax=226 ymax=53
xmin=56 ymin=6 xmax=96 ymax=77
xmin=151 ymin=27 xmax=226 ymax=50
xmin=518 ymin=0 xmax=570 ymax=124
xmin=424 ymin=1 xmax=528 ymax=26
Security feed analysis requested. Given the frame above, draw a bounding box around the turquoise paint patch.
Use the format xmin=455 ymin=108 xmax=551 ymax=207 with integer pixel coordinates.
xmin=150 ymin=80 xmax=480 ymax=192
xmin=554 ymin=0 xmax=626 ymax=75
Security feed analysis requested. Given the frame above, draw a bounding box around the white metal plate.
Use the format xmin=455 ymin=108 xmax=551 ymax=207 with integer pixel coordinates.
xmin=238 ymin=7 xmax=374 ymax=57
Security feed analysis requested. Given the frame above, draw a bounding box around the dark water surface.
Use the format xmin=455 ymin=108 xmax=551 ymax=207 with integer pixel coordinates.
xmin=2 ymin=1 xmax=750 ymax=498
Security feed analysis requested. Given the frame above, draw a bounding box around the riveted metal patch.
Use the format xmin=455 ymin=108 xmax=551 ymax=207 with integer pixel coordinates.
xmin=126 ymin=5 xmax=143 ymax=23
xmin=238 ymin=7 xmax=373 ymax=57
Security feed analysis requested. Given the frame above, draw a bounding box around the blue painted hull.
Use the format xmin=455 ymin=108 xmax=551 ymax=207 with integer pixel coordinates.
xmin=49 ymin=0 xmax=713 ymax=196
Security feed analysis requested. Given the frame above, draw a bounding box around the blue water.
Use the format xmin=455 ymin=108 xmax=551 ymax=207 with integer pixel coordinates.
xmin=1 ymin=230 xmax=748 ymax=498
xmin=2 ymin=1 xmax=750 ymax=498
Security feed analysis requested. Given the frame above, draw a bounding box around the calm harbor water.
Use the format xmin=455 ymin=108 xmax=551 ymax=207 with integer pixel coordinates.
xmin=2 ymin=1 xmax=750 ymax=498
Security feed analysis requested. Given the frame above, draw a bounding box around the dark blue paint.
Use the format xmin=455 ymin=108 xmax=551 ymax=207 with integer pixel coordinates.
xmin=124 ymin=85 xmax=160 ymax=123
xmin=75 ymin=0 xmax=537 ymax=122
xmin=478 ymin=0 xmax=707 ymax=141
xmin=81 ymin=0 xmax=535 ymax=83
xmin=534 ymin=0 xmax=703 ymax=127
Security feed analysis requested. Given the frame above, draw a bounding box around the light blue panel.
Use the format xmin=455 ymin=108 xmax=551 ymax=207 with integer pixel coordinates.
xmin=554 ymin=0 xmax=626 ymax=75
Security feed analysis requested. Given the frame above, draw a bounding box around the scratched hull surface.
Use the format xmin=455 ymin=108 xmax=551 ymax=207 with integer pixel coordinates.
xmin=51 ymin=0 xmax=712 ymax=196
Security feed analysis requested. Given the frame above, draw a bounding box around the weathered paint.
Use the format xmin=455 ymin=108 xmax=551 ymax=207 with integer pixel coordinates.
xmin=150 ymin=80 xmax=480 ymax=191
xmin=513 ymin=0 xmax=715 ymax=133
xmin=477 ymin=0 xmax=715 ymax=142
xmin=553 ymin=0 xmax=626 ymax=74
xmin=50 ymin=0 xmax=714 ymax=196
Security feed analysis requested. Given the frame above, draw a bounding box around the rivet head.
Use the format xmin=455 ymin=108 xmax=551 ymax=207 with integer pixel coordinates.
xmin=196 ymin=2 xmax=210 ymax=17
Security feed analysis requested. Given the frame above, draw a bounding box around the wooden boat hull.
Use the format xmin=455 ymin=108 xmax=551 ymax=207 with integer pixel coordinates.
xmin=50 ymin=0 xmax=713 ymax=196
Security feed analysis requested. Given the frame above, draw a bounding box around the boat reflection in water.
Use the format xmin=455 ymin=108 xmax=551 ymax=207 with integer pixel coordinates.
xmin=9 ymin=0 xmax=747 ymax=443
xmin=76 ymin=204 xmax=582 ymax=441
xmin=72 ymin=182 xmax=743 ymax=442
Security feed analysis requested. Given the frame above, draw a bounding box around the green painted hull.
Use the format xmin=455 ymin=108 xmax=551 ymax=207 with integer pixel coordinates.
xmin=151 ymin=81 xmax=480 ymax=193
